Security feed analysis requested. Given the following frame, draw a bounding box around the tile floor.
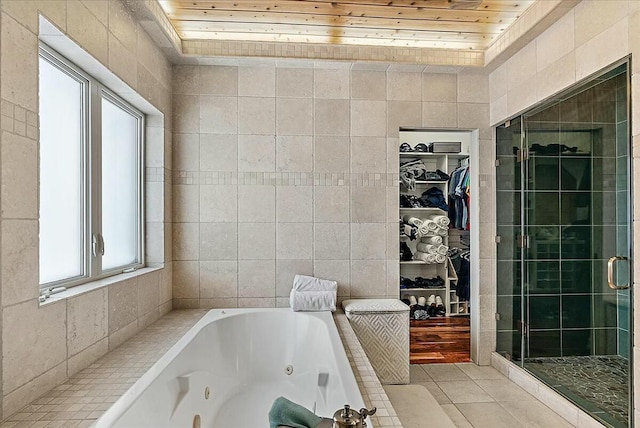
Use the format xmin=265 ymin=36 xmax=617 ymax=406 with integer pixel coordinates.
xmin=386 ymin=363 xmax=576 ymax=428
xmin=525 ymin=356 xmax=627 ymax=427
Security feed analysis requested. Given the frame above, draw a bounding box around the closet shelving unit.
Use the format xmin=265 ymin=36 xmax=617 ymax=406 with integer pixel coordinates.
xmin=399 ymin=132 xmax=470 ymax=317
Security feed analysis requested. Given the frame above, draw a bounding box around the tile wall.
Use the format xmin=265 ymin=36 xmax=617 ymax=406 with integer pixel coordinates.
xmin=0 ymin=0 xmax=172 ymax=419
xmin=488 ymin=0 xmax=640 ymax=422
xmin=171 ymin=61 xmax=495 ymax=363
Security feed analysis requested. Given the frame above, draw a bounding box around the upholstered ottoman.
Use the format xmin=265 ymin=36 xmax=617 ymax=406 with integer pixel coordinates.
xmin=342 ymin=299 xmax=410 ymax=385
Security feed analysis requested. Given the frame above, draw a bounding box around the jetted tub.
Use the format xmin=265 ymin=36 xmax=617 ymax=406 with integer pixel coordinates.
xmin=94 ymin=309 xmax=369 ymax=427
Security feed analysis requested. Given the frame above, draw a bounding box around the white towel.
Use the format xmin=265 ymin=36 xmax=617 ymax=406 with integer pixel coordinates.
xmin=413 ymin=251 xmax=427 ymax=262
xmin=292 ymin=275 xmax=338 ymax=292
xmin=416 ymin=243 xmax=438 ymax=254
xmin=420 ymin=235 xmax=442 ymax=245
xmin=436 ymin=226 xmax=448 ymax=237
xmin=414 ymin=251 xmax=437 ymax=264
xmin=437 ymin=245 xmax=449 ymax=255
xmin=417 ymin=220 xmax=438 ymax=237
xmin=430 ymin=215 xmax=450 ymax=227
xmin=290 ymin=290 xmax=337 ymax=312
xmin=435 ymin=254 xmax=446 ymax=264
xmin=402 ymin=215 xmax=423 ymax=227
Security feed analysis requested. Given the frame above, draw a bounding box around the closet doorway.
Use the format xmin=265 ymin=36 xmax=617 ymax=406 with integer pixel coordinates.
xmin=398 ymin=129 xmax=478 ymax=364
xmin=496 ymin=61 xmax=632 ymax=427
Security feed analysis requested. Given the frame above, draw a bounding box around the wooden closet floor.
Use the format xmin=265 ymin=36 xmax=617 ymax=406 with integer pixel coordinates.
xmin=410 ymin=316 xmax=471 ymax=364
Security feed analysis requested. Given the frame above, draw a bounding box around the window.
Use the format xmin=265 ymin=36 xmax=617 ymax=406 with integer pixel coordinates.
xmin=39 ymin=44 xmax=144 ymax=289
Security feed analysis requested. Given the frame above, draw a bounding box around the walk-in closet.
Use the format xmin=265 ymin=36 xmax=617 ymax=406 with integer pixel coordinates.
xmin=398 ymin=129 xmax=475 ymax=364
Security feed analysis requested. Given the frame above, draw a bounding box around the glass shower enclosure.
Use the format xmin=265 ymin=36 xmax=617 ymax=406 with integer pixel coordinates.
xmin=496 ymin=62 xmax=632 ymax=427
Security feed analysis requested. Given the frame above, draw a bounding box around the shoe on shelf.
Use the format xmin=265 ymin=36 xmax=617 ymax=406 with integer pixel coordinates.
xmin=408 ymin=295 xmax=418 ymax=306
xmin=399 ymin=142 xmax=414 ymax=152
xmin=426 ymin=295 xmax=436 ymax=306
xmin=427 ymin=305 xmax=438 ymax=317
xmin=414 ymin=142 xmax=431 ymax=152
xmin=435 ymin=295 xmax=444 ymax=307
xmin=417 ymin=296 xmax=427 ymax=306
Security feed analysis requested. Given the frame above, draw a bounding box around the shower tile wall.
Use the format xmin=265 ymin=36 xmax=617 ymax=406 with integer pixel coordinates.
xmin=171 ymin=64 xmax=493 ymax=355
xmin=0 ymin=0 xmax=174 ymax=419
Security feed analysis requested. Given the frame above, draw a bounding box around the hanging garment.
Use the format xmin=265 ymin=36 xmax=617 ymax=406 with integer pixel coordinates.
xmin=447 ymin=164 xmax=470 ymax=230
xmin=455 ymin=253 xmax=470 ymax=301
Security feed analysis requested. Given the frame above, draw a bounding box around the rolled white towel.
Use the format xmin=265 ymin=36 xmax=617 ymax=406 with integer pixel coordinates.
xmin=427 ymin=244 xmax=440 ymax=254
xmin=402 ymin=215 xmax=423 ymax=227
xmin=435 ymin=254 xmax=446 ymax=264
xmin=418 ymin=220 xmax=438 ymax=237
xmin=437 ymin=245 xmax=449 ymax=255
xmin=292 ymin=275 xmax=337 ymax=292
xmin=436 ymin=227 xmax=448 ymax=237
xmin=420 ymin=235 xmax=442 ymax=245
xmin=414 ymin=251 xmax=437 ymax=264
xmin=413 ymin=251 xmax=428 ymax=262
xmin=416 ymin=242 xmax=429 ymax=253
xmin=290 ymin=289 xmax=337 ymax=312
xmin=430 ymin=215 xmax=450 ymax=227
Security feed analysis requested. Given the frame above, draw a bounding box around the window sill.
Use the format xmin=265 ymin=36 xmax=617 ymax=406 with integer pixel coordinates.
xmin=39 ymin=266 xmax=164 ymax=307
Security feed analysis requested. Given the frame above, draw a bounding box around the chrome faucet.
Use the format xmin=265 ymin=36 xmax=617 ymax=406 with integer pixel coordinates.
xmin=332 ymin=404 xmax=376 ymax=428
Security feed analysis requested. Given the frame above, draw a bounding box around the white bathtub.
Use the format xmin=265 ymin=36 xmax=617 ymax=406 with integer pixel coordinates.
xmin=94 ymin=309 xmax=369 ymax=427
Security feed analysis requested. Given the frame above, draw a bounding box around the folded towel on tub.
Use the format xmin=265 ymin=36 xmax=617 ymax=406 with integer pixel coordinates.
xmin=290 ymin=290 xmax=337 ymax=312
xmin=292 ymin=275 xmax=338 ymax=292
xmin=269 ymin=396 xmax=329 ymax=428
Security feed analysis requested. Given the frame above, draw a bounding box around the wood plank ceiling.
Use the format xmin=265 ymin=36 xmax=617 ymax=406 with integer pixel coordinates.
xmin=159 ymin=0 xmax=537 ymax=50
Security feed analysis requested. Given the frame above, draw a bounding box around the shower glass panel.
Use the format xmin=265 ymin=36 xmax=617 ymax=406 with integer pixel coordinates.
xmin=495 ymin=62 xmax=631 ymax=428
xmin=496 ymin=118 xmax=523 ymax=361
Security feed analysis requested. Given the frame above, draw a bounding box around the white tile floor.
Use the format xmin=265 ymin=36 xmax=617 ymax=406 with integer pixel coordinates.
xmin=386 ymin=363 xmax=575 ymax=428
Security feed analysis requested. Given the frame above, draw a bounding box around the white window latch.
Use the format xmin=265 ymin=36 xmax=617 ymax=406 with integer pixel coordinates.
xmin=92 ymin=233 xmax=105 ymax=257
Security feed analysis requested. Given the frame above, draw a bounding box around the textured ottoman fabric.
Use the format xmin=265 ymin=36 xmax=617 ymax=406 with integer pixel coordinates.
xmin=342 ymin=299 xmax=410 ymax=385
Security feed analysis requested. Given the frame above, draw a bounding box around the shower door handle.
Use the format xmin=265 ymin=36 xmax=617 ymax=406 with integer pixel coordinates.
xmin=607 ymin=256 xmax=630 ymax=290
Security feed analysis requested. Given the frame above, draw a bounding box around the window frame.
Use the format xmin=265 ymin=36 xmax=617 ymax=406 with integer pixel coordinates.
xmin=38 ymin=43 xmax=145 ymax=290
